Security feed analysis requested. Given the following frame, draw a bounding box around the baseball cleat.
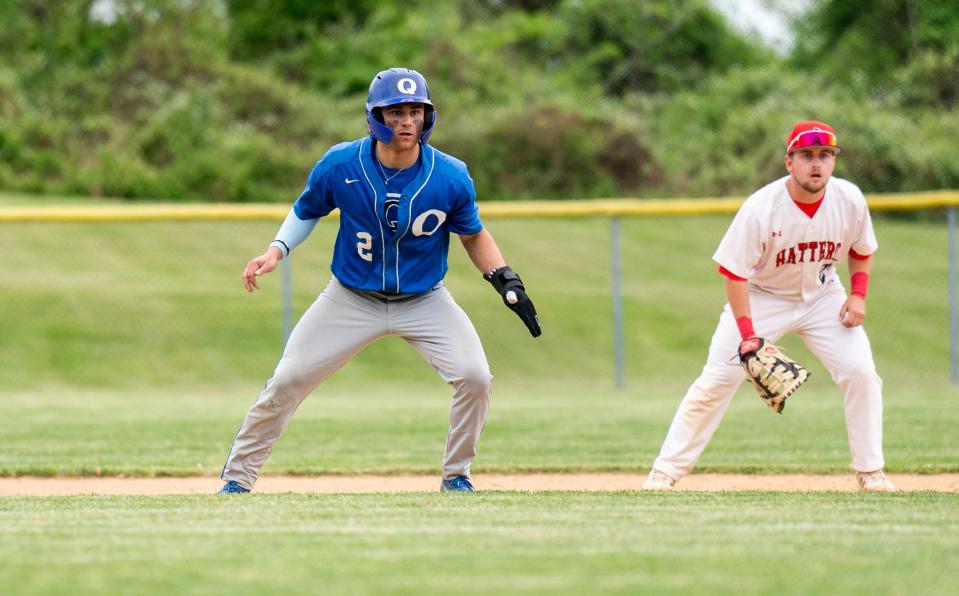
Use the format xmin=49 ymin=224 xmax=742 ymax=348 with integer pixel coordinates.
xmin=856 ymin=470 xmax=896 ymax=492
xmin=642 ymin=469 xmax=676 ymax=491
xmin=217 ymin=480 xmax=251 ymax=495
xmin=440 ymin=475 xmax=475 ymax=492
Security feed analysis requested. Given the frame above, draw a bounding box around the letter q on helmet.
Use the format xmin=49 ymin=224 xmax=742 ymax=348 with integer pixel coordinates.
xmin=366 ymin=68 xmax=436 ymax=145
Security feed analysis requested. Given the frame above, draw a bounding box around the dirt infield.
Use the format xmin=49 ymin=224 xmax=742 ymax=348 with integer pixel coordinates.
xmin=2 ymin=473 xmax=958 ymax=496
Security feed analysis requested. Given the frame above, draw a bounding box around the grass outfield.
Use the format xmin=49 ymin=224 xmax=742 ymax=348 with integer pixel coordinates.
xmin=0 ymin=213 xmax=951 ymax=391
xmin=2 ymin=492 xmax=958 ymax=595
xmin=2 ymin=203 xmax=956 ymax=595
xmin=2 ymin=383 xmax=956 ymax=477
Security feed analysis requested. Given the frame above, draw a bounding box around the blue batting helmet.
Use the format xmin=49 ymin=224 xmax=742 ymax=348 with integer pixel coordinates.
xmin=366 ymin=68 xmax=436 ymax=144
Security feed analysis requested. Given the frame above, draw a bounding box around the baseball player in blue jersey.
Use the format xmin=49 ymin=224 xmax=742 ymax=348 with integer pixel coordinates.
xmin=218 ymin=68 xmax=541 ymax=494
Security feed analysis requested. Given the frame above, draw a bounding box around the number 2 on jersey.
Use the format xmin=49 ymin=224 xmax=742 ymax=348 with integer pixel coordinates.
xmin=356 ymin=232 xmax=373 ymax=262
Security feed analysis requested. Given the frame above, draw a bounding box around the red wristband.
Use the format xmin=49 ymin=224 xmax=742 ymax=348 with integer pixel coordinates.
xmin=736 ymin=316 xmax=756 ymax=340
xmin=850 ymin=272 xmax=869 ymax=299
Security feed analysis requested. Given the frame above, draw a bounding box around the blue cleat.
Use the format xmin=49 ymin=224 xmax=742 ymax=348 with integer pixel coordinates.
xmin=440 ymin=475 xmax=475 ymax=492
xmin=217 ymin=480 xmax=250 ymax=495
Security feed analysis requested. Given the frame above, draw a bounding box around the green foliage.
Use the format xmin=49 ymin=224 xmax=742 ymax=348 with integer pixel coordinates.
xmin=643 ymin=62 xmax=959 ymax=196
xmin=893 ymin=45 xmax=959 ymax=108
xmin=226 ymin=0 xmax=377 ymax=60
xmin=0 ymin=1 xmax=957 ymax=201
xmin=791 ymin=0 xmax=959 ymax=107
xmin=441 ymin=99 xmax=659 ymax=199
xmin=557 ymin=0 xmax=770 ymax=95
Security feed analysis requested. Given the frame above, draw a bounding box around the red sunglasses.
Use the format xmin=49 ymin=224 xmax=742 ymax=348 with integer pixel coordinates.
xmin=786 ymin=129 xmax=840 ymax=153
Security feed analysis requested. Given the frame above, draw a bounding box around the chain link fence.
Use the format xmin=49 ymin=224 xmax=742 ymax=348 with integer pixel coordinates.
xmin=1 ymin=198 xmax=955 ymax=394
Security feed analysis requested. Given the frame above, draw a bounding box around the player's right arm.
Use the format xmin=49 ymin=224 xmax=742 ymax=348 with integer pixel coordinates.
xmin=242 ymin=246 xmax=283 ymax=293
xmin=242 ymin=158 xmax=334 ymax=292
xmin=242 ymin=210 xmax=319 ymax=292
xmin=714 ymin=198 xmax=766 ymax=340
xmin=242 ymin=208 xmax=319 ymax=292
xmin=724 ymin=275 xmax=756 ymax=339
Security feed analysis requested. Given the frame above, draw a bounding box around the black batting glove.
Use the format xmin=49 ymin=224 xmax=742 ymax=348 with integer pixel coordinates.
xmin=484 ymin=266 xmax=542 ymax=338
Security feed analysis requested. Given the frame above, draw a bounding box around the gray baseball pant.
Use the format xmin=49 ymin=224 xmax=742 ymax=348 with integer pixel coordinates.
xmin=221 ymin=277 xmax=492 ymax=489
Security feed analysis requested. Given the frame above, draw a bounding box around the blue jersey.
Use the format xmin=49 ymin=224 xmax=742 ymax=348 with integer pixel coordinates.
xmin=291 ymin=137 xmax=484 ymax=294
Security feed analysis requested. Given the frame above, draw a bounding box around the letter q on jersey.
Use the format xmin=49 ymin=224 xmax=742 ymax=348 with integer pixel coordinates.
xmin=412 ymin=209 xmax=446 ymax=237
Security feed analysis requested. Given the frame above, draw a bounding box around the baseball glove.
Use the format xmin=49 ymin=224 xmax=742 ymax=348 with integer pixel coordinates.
xmin=737 ymin=337 xmax=810 ymax=414
xmin=484 ymin=266 xmax=541 ymax=337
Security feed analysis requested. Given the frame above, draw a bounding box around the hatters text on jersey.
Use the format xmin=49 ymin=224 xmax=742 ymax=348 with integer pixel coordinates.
xmin=775 ymin=241 xmax=842 ymax=267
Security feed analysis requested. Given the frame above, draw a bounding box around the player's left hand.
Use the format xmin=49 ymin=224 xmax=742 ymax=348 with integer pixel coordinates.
xmin=484 ymin=266 xmax=542 ymax=337
xmin=738 ymin=337 xmax=810 ymax=414
xmin=839 ymin=295 xmax=866 ymax=328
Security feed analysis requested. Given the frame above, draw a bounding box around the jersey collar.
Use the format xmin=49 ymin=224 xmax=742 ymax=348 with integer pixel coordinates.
xmin=360 ymin=138 xmax=434 ymax=196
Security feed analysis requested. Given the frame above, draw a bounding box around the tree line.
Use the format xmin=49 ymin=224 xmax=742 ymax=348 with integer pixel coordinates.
xmin=1 ymin=0 xmax=956 ymax=202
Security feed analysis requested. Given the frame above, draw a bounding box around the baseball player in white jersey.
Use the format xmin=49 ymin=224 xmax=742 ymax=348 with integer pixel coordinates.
xmin=643 ymin=120 xmax=896 ymax=492
xmin=218 ymin=68 xmax=541 ymax=494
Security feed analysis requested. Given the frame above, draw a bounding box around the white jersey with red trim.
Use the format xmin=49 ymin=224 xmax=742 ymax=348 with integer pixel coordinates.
xmin=713 ymin=175 xmax=878 ymax=301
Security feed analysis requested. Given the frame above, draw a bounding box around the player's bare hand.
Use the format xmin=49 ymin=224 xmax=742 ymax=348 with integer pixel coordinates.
xmin=839 ymin=295 xmax=866 ymax=327
xmin=242 ymin=249 xmax=280 ymax=293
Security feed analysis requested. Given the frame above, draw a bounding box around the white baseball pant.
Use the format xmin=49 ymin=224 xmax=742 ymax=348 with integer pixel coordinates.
xmin=221 ymin=277 xmax=492 ymax=489
xmin=652 ymin=286 xmax=885 ymax=480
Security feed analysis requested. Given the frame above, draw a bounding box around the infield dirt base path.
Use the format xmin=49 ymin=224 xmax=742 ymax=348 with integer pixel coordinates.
xmin=2 ymin=473 xmax=958 ymax=496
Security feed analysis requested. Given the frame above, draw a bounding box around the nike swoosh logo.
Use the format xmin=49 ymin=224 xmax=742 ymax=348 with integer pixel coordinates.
xmin=345 ymin=178 xmax=359 ymax=184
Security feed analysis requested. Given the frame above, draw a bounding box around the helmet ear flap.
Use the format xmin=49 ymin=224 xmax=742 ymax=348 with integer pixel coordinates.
xmin=421 ymin=106 xmax=436 ymax=144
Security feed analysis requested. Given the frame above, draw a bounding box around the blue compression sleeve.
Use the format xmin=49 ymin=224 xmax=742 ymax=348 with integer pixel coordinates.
xmin=269 ymin=208 xmax=319 ymax=257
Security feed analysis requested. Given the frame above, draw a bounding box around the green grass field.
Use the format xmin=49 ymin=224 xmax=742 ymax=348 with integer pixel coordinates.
xmin=1 ymin=205 xmax=957 ymax=595
xmin=3 ymin=492 xmax=958 ymax=595
xmin=0 ymin=212 xmax=952 ymax=391
xmin=2 ymin=382 xmax=957 ymax=477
